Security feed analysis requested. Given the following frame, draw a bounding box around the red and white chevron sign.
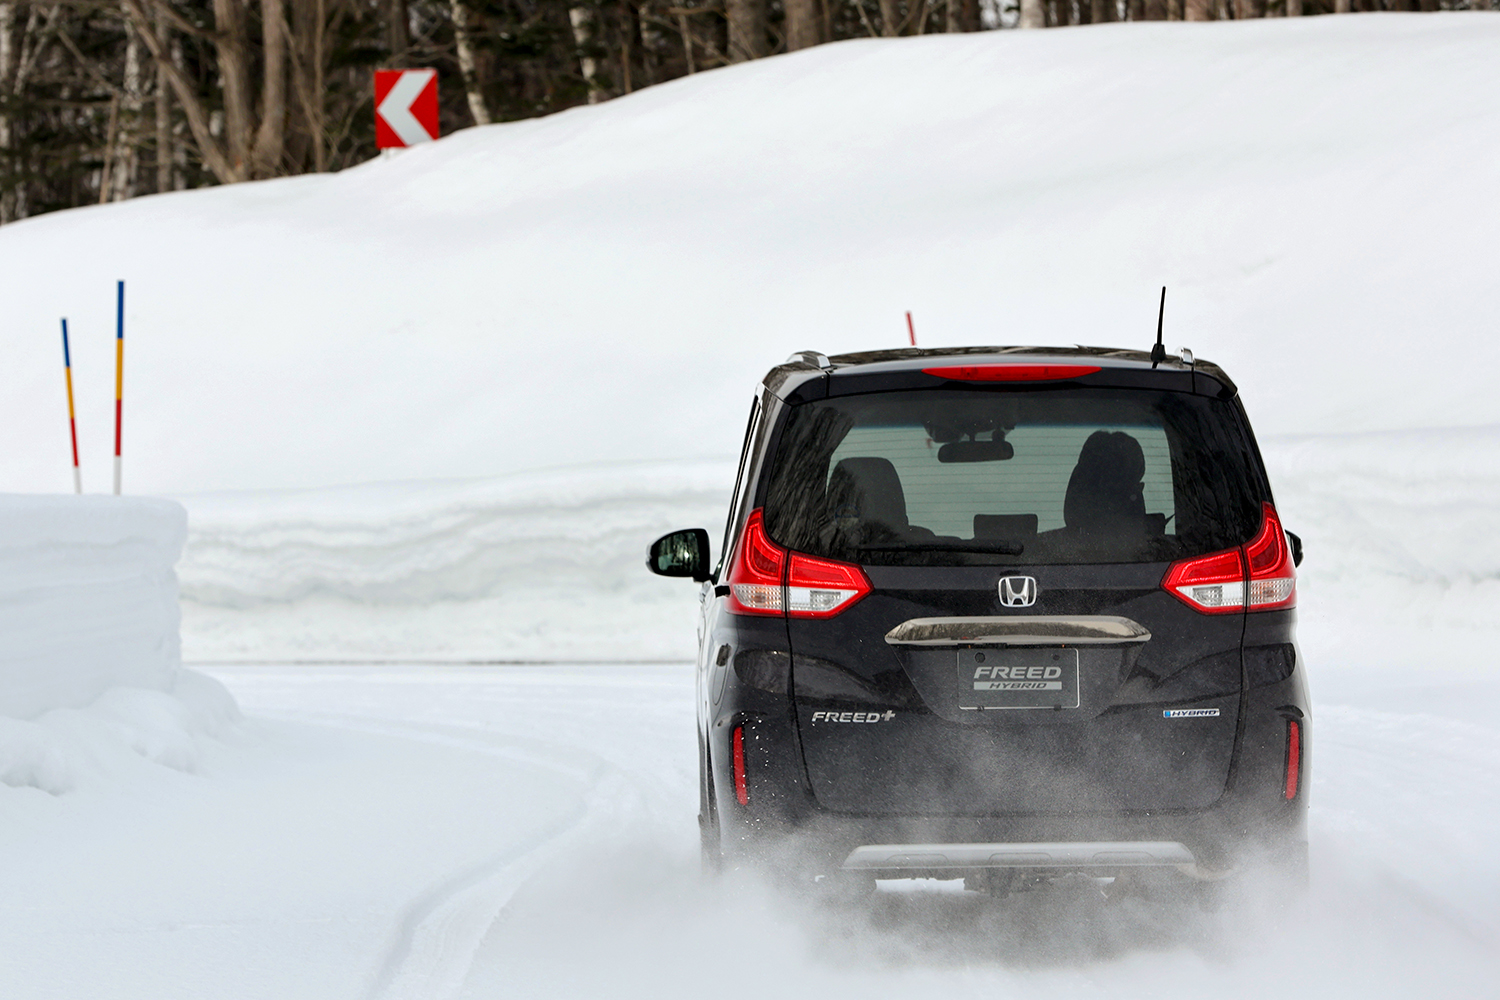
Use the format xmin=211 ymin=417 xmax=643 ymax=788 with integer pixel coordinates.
xmin=375 ymin=69 xmax=439 ymax=149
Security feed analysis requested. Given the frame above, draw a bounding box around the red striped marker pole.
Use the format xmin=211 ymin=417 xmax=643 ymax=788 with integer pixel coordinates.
xmin=61 ymin=319 xmax=81 ymax=494
xmin=906 ymin=311 xmax=917 ymax=347
xmin=113 ymin=280 xmax=124 ymax=495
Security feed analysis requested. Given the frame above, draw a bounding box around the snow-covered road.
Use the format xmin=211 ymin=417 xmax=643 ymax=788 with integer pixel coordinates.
xmin=169 ymin=657 xmax=1500 ymax=999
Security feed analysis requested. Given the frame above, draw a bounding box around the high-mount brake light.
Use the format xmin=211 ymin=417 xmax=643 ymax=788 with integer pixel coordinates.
xmin=1162 ymin=503 xmax=1297 ymax=614
xmin=732 ymin=726 xmax=749 ymax=806
xmin=922 ymin=364 xmax=1102 ymax=382
xmin=725 ymin=509 xmax=871 ymax=618
xmin=1284 ymin=719 xmax=1302 ymax=801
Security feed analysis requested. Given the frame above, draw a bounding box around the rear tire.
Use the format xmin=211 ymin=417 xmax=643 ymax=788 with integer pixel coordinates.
xmin=699 ymin=748 xmax=723 ymax=877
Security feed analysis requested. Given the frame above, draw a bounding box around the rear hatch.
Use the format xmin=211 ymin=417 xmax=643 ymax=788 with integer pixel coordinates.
xmin=759 ymin=373 xmax=1269 ymax=816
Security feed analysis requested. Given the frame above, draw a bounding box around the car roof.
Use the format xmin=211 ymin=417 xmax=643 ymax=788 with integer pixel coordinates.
xmin=765 ymin=345 xmax=1236 ymax=403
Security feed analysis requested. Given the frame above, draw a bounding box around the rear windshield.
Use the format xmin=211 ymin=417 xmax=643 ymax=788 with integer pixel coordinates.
xmin=760 ymin=387 xmax=1265 ymax=566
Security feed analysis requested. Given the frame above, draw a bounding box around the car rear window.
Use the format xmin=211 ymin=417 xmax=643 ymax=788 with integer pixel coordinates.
xmin=760 ymin=386 xmax=1266 ymax=566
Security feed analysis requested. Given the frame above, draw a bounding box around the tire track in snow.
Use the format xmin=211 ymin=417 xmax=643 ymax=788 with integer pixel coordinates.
xmin=258 ymin=710 xmax=649 ymax=1000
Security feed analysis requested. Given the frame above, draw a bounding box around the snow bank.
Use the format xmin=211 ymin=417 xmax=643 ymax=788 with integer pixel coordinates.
xmin=0 ymin=16 xmax=1496 ymax=496
xmin=0 ymin=496 xmax=187 ymax=717
xmin=175 ymin=461 xmax=732 ymax=661
xmin=0 ymin=495 xmax=241 ymax=793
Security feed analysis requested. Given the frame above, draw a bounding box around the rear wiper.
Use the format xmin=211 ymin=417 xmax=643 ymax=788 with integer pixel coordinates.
xmin=858 ymin=541 xmax=1025 ymax=556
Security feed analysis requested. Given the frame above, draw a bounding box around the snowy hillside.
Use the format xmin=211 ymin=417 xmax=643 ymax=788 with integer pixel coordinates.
xmin=0 ymin=14 xmax=1496 ymax=498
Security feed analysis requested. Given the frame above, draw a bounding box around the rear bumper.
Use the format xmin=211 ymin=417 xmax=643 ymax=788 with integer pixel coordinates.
xmin=841 ymin=839 xmax=1226 ymax=878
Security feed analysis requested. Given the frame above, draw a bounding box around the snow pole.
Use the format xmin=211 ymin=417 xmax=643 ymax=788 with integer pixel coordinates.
xmin=906 ymin=311 xmax=917 ymax=347
xmin=60 ymin=319 xmax=81 ymax=494
xmin=113 ymin=280 xmax=124 ymax=495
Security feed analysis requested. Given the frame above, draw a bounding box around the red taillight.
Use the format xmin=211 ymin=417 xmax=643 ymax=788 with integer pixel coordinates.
xmin=1243 ymin=502 xmax=1297 ymax=611
xmin=923 ymin=364 xmax=1102 ymax=382
xmin=725 ymin=509 xmax=871 ymax=618
xmin=1284 ymin=719 xmax=1301 ymax=800
xmin=725 ymin=510 xmax=786 ymax=616
xmin=1162 ymin=547 xmax=1245 ymax=614
xmin=732 ymin=725 xmax=749 ymax=805
xmin=1162 ymin=503 xmax=1297 ymax=614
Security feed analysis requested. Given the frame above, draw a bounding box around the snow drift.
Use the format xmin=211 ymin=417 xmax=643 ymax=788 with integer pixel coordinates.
xmin=0 ymin=15 xmax=1496 ymax=498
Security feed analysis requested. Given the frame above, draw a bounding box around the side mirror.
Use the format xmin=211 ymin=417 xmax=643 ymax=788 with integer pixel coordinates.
xmin=648 ymin=528 xmax=712 ymax=582
xmin=1286 ymin=530 xmax=1303 ymax=568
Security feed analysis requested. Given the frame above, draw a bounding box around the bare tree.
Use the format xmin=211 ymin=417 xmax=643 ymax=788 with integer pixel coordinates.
xmin=725 ymin=0 xmax=765 ymax=58
xmin=786 ymin=0 xmax=819 ymax=48
xmin=1019 ymin=0 xmax=1045 ymax=25
xmin=451 ymin=0 xmax=493 ymax=120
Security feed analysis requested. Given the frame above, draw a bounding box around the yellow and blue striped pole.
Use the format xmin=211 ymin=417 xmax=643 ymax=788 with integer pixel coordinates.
xmin=113 ymin=280 xmax=124 ymax=495
xmin=61 ymin=319 xmax=81 ymax=494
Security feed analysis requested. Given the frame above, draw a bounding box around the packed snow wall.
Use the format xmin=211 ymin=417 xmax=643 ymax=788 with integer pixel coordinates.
xmin=0 ymin=495 xmax=186 ymax=718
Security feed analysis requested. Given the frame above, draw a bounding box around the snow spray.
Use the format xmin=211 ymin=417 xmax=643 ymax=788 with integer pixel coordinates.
xmin=113 ymin=280 xmax=123 ymax=495
xmin=60 ymin=319 xmax=81 ymax=494
xmin=906 ymin=311 xmax=917 ymax=346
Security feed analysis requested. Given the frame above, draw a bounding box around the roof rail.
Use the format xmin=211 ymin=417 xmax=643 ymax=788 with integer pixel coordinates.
xmin=786 ymin=350 xmax=832 ymax=369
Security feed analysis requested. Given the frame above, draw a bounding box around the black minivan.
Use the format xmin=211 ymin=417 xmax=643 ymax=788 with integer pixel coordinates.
xmin=649 ymin=346 xmax=1309 ymax=895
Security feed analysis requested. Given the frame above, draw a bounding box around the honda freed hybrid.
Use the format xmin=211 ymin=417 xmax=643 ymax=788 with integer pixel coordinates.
xmin=648 ymin=346 xmax=1309 ymax=895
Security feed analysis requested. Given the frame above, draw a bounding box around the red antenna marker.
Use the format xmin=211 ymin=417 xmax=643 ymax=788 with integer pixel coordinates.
xmin=906 ymin=311 xmax=917 ymax=347
xmin=113 ymin=280 xmax=124 ymax=495
xmin=61 ymin=319 xmax=81 ymax=493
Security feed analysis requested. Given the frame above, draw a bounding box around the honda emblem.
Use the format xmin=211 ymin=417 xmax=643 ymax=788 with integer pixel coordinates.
xmin=998 ymin=576 xmax=1038 ymax=608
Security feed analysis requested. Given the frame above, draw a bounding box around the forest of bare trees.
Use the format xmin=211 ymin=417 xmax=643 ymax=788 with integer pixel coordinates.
xmin=0 ymin=0 xmax=1488 ymax=223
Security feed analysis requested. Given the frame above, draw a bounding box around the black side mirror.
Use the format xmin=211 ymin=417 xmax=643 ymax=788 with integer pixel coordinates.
xmin=1286 ymin=530 xmax=1303 ymax=568
xmin=648 ymin=528 xmax=712 ymax=582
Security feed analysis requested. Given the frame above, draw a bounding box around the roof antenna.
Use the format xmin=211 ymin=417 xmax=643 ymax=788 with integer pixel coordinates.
xmin=1150 ymin=287 xmax=1167 ymax=368
xmin=906 ymin=311 xmax=917 ymax=347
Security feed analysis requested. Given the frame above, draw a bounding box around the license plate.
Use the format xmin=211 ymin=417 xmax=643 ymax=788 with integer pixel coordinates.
xmin=956 ymin=648 xmax=1080 ymax=710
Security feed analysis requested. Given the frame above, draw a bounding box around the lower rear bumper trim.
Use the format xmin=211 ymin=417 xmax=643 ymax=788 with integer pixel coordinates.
xmin=841 ymin=840 xmax=1197 ymax=871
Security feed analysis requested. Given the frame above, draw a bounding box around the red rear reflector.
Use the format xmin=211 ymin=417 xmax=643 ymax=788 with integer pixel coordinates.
xmin=732 ymin=725 xmax=749 ymax=805
xmin=726 ymin=509 xmax=871 ymax=618
xmin=923 ymin=364 xmax=1102 ymax=382
xmin=1162 ymin=503 xmax=1297 ymax=614
xmin=1284 ymin=719 xmax=1301 ymax=800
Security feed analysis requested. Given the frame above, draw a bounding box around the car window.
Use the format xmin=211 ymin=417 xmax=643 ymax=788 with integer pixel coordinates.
xmin=761 ymin=386 xmax=1263 ymax=566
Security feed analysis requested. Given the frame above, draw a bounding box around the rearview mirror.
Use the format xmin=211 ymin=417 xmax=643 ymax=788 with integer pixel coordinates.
xmin=1286 ymin=530 xmax=1303 ymax=568
xmin=648 ymin=528 xmax=712 ymax=582
xmin=938 ymin=439 xmax=1014 ymax=463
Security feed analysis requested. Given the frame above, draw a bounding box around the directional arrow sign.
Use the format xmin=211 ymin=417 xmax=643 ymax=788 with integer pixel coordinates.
xmin=375 ymin=69 xmax=439 ymax=149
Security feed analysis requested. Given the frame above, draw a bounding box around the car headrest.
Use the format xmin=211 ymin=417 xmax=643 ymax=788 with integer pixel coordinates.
xmin=828 ymin=457 xmax=910 ymax=532
xmin=1063 ymin=431 xmax=1147 ymax=530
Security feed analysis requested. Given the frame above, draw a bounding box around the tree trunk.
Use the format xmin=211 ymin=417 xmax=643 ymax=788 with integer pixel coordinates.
xmin=1333 ymin=0 xmax=1349 ymax=11
xmin=1232 ymin=0 xmax=1262 ymax=17
xmin=725 ymin=0 xmax=767 ymax=58
xmin=0 ymin=2 xmax=14 ymax=223
xmin=878 ymin=0 xmax=899 ymax=34
xmin=1092 ymin=0 xmax=1117 ymax=21
xmin=154 ymin=16 xmax=171 ymax=192
xmin=1143 ymin=0 xmax=1167 ymax=15
xmin=289 ymin=0 xmax=326 ymax=171
xmin=1184 ymin=0 xmax=1210 ymax=19
xmin=110 ymin=16 xmax=142 ymax=201
xmin=250 ymin=0 xmax=286 ymax=177
xmin=786 ymin=0 xmax=819 ymax=48
xmin=385 ymin=0 xmax=409 ymax=62
xmin=453 ymin=0 xmax=494 ymax=120
xmin=211 ymin=0 xmax=253 ymax=180
xmin=568 ymin=5 xmax=602 ymax=102
xmin=1019 ymin=0 xmax=1045 ymax=26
